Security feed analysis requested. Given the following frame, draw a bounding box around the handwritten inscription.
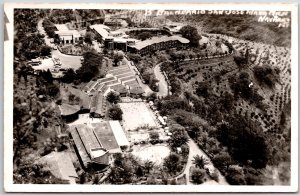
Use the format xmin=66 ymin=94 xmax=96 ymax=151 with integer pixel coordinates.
xmin=144 ymin=10 xmax=291 ymax=27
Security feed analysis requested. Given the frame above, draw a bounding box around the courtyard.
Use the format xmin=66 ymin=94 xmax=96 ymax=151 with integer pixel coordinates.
xmin=30 ymin=50 xmax=82 ymax=71
xmin=132 ymin=144 xmax=171 ymax=166
xmin=119 ymin=101 xmax=158 ymax=131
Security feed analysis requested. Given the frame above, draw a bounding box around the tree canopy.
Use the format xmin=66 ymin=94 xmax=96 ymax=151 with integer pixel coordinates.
xmin=106 ymin=91 xmax=120 ymax=104
xmin=179 ymin=25 xmax=201 ymax=47
xmin=217 ymin=114 xmax=269 ymax=168
xmin=108 ymin=105 xmax=123 ymax=120
xmin=253 ymin=65 xmax=280 ymax=89
xmin=76 ymin=51 xmax=103 ymax=82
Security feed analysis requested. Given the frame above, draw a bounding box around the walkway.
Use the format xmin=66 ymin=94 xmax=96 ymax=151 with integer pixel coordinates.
xmin=154 ymin=63 xmax=169 ymax=98
xmin=176 ymin=139 xmax=228 ymax=185
xmin=37 ymin=19 xmax=54 ymax=48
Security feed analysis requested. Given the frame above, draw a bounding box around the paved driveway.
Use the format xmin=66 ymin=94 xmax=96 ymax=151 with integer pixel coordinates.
xmin=37 ymin=19 xmax=54 ymax=47
xmin=154 ymin=63 xmax=169 ymax=98
xmin=52 ymin=50 xmax=82 ymax=70
xmin=37 ymin=19 xmax=82 ymax=70
xmin=176 ymin=138 xmax=228 ymax=185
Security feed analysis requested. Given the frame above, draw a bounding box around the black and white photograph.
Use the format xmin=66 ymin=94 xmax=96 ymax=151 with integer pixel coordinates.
xmin=3 ymin=3 xmax=298 ymax=193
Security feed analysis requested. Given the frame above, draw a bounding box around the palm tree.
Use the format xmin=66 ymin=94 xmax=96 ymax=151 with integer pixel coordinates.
xmin=192 ymin=154 xmax=209 ymax=169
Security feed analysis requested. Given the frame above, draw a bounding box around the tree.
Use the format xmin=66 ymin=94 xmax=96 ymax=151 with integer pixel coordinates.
xmin=195 ymin=82 xmax=210 ymax=98
xmin=224 ymin=40 xmax=234 ymax=54
xmin=149 ymin=131 xmax=159 ymax=140
xmin=193 ymin=155 xmax=209 ymax=169
xmin=179 ymin=25 xmax=201 ymax=47
xmin=68 ymin=93 xmax=75 ymax=103
xmin=225 ymin=166 xmax=246 ymax=185
xmin=135 ymin=166 xmax=144 ymax=177
xmin=163 ymin=153 xmax=181 ymax=174
xmin=233 ymin=55 xmax=248 ymax=69
xmin=137 ymin=32 xmax=152 ymax=41
xmin=61 ymin=68 xmax=76 ymax=83
xmin=217 ymin=114 xmax=269 ymax=169
xmin=40 ymin=69 xmax=53 ymax=84
xmin=40 ymin=45 xmax=52 ymax=56
xmin=47 ymin=84 xmax=60 ymax=97
xmin=127 ymin=53 xmax=141 ymax=64
xmin=79 ymin=172 xmax=87 ymax=184
xmin=108 ymin=105 xmax=123 ymax=120
xmin=143 ymin=160 xmax=154 ymax=174
xmin=191 ymin=168 xmax=206 ymax=184
xmin=219 ymin=91 xmax=234 ymax=112
xmin=92 ymin=175 xmax=99 ymax=184
xmin=84 ymin=32 xmax=95 ymax=44
xmin=169 ymin=128 xmax=189 ymax=148
xmin=279 ymin=111 xmax=286 ymax=128
xmin=113 ymin=52 xmax=124 ymax=66
xmin=253 ymin=65 xmax=279 ymax=89
xmin=106 ymin=91 xmax=120 ymax=104
xmin=76 ymin=52 xmax=103 ymax=82
xmin=212 ymin=151 xmax=232 ymax=171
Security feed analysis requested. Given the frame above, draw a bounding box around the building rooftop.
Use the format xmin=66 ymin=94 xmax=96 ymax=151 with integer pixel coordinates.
xmin=91 ymin=122 xmax=122 ymax=152
xmin=59 ymin=103 xmax=80 ymax=116
xmin=90 ymin=92 xmax=106 ymax=115
xmin=55 ymin=24 xmax=70 ymax=31
xmin=90 ymin=24 xmax=111 ymax=39
xmin=70 ymin=123 xmax=111 ymax=167
xmin=109 ymin=120 xmax=130 ymax=147
xmin=54 ymin=24 xmax=82 ymax=37
xmin=38 ymin=152 xmax=78 ymax=184
xmin=90 ymin=148 xmax=108 ymax=159
xmin=130 ymin=35 xmax=189 ymax=50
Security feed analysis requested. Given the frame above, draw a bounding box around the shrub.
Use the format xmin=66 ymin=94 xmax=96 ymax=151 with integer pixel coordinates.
xmin=191 ymin=168 xmax=206 ymax=184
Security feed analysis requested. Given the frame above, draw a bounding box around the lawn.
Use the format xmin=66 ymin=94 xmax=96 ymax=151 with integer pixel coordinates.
xmin=119 ymin=102 xmax=158 ymax=131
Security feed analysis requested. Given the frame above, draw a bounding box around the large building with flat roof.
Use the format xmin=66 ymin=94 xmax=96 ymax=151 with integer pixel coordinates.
xmin=69 ymin=121 xmax=129 ymax=170
xmin=127 ymin=35 xmax=189 ymax=55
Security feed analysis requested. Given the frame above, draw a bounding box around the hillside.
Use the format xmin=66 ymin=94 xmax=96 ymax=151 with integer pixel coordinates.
xmin=167 ymin=14 xmax=291 ymax=47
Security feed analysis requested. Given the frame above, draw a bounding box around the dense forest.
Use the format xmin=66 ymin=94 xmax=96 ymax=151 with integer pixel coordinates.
xmin=13 ymin=9 xmax=68 ymax=184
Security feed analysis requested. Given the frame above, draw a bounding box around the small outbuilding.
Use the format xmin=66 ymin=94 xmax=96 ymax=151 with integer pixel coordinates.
xmin=59 ymin=103 xmax=81 ymax=123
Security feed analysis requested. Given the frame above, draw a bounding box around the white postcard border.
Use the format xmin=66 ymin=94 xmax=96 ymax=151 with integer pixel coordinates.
xmin=4 ymin=2 xmax=298 ymax=192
